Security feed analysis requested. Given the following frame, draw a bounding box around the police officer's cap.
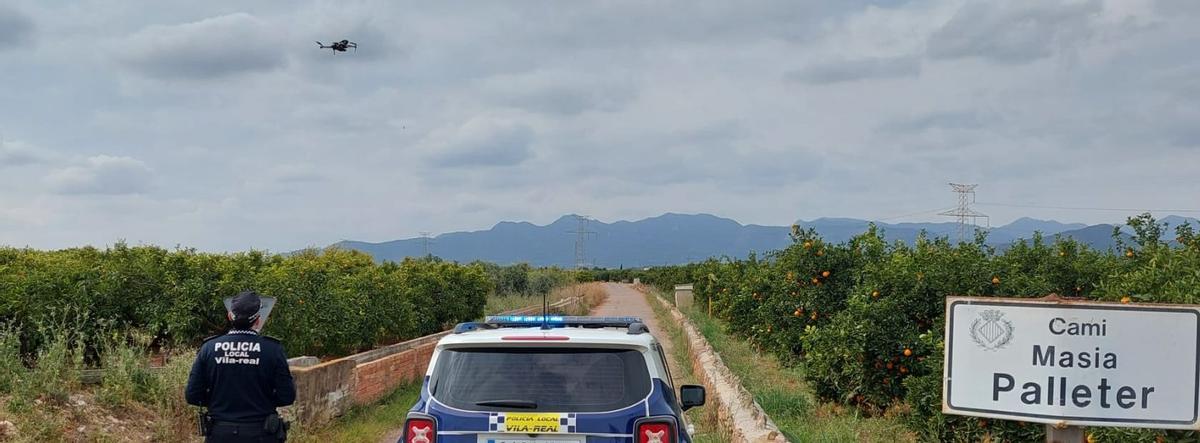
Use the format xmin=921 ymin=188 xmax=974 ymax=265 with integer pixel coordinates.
xmin=230 ymin=290 xmax=262 ymax=321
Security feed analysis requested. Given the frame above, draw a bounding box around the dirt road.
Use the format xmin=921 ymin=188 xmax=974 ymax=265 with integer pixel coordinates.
xmin=591 ymin=283 xmax=678 ymax=373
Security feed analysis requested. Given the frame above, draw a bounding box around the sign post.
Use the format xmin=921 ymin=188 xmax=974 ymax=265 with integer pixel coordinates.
xmin=943 ymin=296 xmax=1200 ymax=439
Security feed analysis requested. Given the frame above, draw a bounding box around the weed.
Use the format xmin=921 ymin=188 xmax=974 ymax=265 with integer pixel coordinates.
xmin=0 ymin=324 xmax=24 ymax=394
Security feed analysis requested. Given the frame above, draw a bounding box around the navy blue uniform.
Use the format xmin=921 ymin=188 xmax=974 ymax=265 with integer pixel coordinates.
xmin=186 ymin=329 xmax=296 ymax=440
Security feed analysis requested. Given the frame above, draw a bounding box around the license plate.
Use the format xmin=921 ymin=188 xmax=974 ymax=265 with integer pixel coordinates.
xmin=476 ymin=437 xmax=582 ymax=443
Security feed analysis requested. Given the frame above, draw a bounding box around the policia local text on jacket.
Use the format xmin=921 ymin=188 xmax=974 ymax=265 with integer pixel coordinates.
xmin=186 ymin=291 xmax=296 ymax=442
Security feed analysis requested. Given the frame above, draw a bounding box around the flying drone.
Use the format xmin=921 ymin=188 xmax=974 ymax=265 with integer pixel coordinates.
xmin=316 ymin=39 xmax=357 ymax=53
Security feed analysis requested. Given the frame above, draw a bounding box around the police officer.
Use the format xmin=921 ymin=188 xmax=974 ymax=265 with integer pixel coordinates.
xmin=186 ymin=290 xmax=296 ymax=442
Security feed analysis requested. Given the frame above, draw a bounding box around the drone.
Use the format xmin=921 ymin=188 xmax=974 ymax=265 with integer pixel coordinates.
xmin=316 ymin=39 xmax=357 ymax=53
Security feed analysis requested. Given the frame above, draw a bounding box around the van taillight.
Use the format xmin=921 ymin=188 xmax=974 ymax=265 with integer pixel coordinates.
xmin=637 ymin=420 xmax=676 ymax=443
xmin=403 ymin=417 xmax=436 ymax=443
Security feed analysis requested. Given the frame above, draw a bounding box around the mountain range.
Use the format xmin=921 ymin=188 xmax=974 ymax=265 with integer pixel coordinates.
xmin=330 ymin=214 xmax=1199 ymax=268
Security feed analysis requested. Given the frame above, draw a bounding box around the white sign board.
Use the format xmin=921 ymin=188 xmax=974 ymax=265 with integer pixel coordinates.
xmin=943 ymin=297 xmax=1200 ymax=429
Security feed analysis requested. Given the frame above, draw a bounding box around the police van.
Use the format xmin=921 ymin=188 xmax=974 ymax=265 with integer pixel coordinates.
xmin=399 ymin=316 xmax=707 ymax=443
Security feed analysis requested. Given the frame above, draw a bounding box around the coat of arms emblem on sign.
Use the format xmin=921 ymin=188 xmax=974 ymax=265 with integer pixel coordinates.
xmin=970 ymin=309 xmax=1014 ymax=351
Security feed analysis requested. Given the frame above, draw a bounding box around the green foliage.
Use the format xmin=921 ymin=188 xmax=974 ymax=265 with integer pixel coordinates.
xmin=97 ymin=331 xmax=159 ymax=407
xmin=0 ymin=245 xmax=492 ymax=358
xmin=475 ymin=262 xmax=574 ymax=297
xmin=16 ymin=318 xmax=84 ymax=406
xmin=643 ymin=214 xmax=1199 ymax=441
xmin=0 ymin=324 xmax=23 ymax=393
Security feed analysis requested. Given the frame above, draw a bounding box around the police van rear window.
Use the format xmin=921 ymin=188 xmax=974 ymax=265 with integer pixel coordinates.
xmin=430 ymin=348 xmax=651 ymax=412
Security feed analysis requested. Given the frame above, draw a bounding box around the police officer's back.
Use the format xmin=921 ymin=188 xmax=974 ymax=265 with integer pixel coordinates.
xmin=186 ymin=290 xmax=296 ymax=442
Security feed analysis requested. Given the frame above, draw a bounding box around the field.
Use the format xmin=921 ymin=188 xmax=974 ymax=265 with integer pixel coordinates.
xmin=0 ymin=247 xmax=580 ymax=442
xmin=631 ymin=214 xmax=1200 ymax=442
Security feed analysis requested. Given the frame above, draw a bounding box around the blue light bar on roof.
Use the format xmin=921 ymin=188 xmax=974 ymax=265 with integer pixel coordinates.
xmin=484 ymin=315 xmax=643 ymax=327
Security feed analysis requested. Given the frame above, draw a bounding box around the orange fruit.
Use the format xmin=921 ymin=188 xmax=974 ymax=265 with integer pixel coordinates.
xmin=1126 ymin=249 xmax=1135 ymax=258
xmin=886 ymin=362 xmax=894 ymax=370
xmin=1059 ymin=251 xmax=1066 ymax=257
xmin=794 ymin=309 xmax=802 ymax=317
xmin=991 ymin=276 xmax=1000 ymax=285
xmin=811 ymin=277 xmax=819 ymax=284
xmin=899 ymin=366 xmax=908 ymax=374
xmin=810 ymin=312 xmax=818 ymax=320
xmin=903 ymin=348 xmax=912 ymax=357
xmin=871 ymin=290 xmax=880 ymax=298
xmin=1121 ymin=295 xmax=1131 ymax=304
xmin=803 ymin=241 xmax=813 ymax=249
xmin=821 ymin=270 xmax=830 ymax=278
xmin=816 ymin=249 xmax=824 ymax=256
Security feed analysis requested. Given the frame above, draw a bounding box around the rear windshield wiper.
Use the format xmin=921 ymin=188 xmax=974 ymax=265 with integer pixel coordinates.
xmin=474 ymin=399 xmax=538 ymax=409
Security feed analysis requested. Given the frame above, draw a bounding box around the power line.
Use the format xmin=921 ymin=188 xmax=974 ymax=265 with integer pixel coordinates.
xmin=938 ymin=183 xmax=989 ymax=242
xmin=875 ymin=206 xmax=957 ymax=221
xmin=976 ymin=202 xmax=1200 ymax=213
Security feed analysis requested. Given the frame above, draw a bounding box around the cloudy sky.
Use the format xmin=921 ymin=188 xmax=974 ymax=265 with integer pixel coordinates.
xmin=1 ymin=0 xmax=1198 ymax=251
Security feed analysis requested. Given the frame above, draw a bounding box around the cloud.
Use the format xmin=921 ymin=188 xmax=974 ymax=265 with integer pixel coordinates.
xmin=880 ymin=110 xmax=989 ymax=133
xmin=45 ymin=155 xmax=154 ymax=195
xmin=480 ymin=71 xmax=638 ymax=115
xmin=0 ymin=6 xmax=34 ymax=47
xmin=0 ymin=140 xmax=55 ymax=167
xmin=268 ymin=164 xmax=325 ymax=184
xmin=116 ymin=13 xmax=286 ymax=80
xmin=425 ymin=118 xmax=535 ymax=167
xmin=928 ymin=0 xmax=1102 ymax=64
xmin=1155 ymin=0 xmax=1200 ymax=16
xmin=785 ymin=55 xmax=921 ymax=84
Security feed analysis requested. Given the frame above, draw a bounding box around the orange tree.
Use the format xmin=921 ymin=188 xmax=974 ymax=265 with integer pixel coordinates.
xmin=896 ymin=233 xmax=1114 ymax=441
xmin=0 ymin=245 xmax=492 ymax=359
xmin=801 ymin=233 xmax=995 ymax=411
xmin=753 ymin=227 xmax=874 ymax=364
xmin=1086 ymin=215 xmax=1200 ymax=442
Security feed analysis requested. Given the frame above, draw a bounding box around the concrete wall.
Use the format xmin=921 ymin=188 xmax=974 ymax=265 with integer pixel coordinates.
xmin=645 ymin=286 xmax=787 ymax=443
xmin=282 ymin=358 xmax=357 ymax=425
xmin=674 ymin=284 xmax=695 ymax=309
xmin=285 ymin=294 xmax=589 ymax=427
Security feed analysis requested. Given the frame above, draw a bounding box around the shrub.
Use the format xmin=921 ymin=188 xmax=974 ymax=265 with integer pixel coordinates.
xmin=97 ymin=331 xmax=160 ymax=407
xmin=0 ymin=324 xmax=23 ymax=393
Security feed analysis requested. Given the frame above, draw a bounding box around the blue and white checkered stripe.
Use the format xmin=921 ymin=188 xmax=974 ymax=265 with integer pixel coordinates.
xmin=487 ymin=413 xmax=578 ymax=433
xmin=561 ymin=413 xmax=577 ymax=433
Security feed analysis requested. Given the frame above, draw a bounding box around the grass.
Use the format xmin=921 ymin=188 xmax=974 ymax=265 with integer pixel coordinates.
xmin=484 ymin=282 xmax=607 ymax=316
xmin=681 ymin=304 xmax=916 ymax=443
xmin=291 ymin=382 xmax=423 ymax=443
xmin=0 ymin=321 xmax=200 ymax=442
xmin=644 ymin=291 xmax=728 ymax=443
